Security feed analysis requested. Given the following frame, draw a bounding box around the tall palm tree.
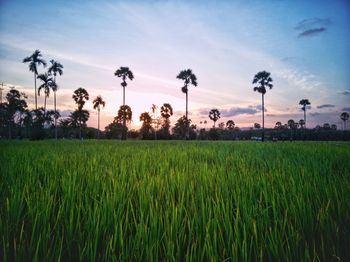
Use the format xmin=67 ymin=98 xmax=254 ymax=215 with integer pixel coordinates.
xmin=48 ymin=59 xmax=63 ymax=139
xmin=252 ymin=71 xmax=273 ymax=142
xmin=176 ymin=69 xmax=197 ymax=139
xmin=209 ymin=109 xmax=220 ymax=128
xmin=37 ymin=73 xmax=56 ymax=112
xmin=114 ymin=66 xmax=134 ymax=140
xmin=93 ymin=95 xmax=106 ymax=138
xmin=340 ymin=112 xmax=349 ymax=130
xmin=299 ymin=99 xmax=311 ymax=128
xmin=23 ymin=50 xmax=47 ymax=110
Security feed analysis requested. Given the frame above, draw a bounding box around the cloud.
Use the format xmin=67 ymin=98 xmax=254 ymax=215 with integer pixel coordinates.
xmin=198 ymin=105 xmax=265 ymax=118
xmin=337 ymin=90 xmax=350 ymax=95
xmin=342 ymin=107 xmax=350 ymax=112
xmin=310 ymin=112 xmax=321 ymax=117
xmin=295 ymin=17 xmax=330 ymax=38
xmin=317 ymin=104 xmax=335 ymax=109
xmin=298 ymin=27 xmax=326 ymax=38
xmin=294 ymin=18 xmax=331 ymax=31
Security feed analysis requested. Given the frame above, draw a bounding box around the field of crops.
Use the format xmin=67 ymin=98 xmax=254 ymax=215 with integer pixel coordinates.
xmin=1 ymin=140 xmax=349 ymax=261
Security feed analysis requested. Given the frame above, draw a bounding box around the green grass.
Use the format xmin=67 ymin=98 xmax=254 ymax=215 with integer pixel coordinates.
xmin=1 ymin=140 xmax=349 ymax=261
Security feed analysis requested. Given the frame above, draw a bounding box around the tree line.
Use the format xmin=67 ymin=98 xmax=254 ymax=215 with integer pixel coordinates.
xmin=0 ymin=49 xmax=349 ymax=141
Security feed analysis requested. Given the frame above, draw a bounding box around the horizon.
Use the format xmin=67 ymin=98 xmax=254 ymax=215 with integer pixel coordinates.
xmin=1 ymin=0 xmax=349 ymax=130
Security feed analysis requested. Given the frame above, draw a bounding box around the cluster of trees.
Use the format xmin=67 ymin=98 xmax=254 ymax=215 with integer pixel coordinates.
xmin=0 ymin=49 xmax=349 ymax=141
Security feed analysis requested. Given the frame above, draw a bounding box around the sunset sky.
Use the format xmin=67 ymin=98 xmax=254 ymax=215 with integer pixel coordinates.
xmin=0 ymin=0 xmax=349 ymax=129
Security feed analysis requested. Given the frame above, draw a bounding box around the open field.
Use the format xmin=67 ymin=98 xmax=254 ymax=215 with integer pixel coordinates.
xmin=1 ymin=141 xmax=349 ymax=261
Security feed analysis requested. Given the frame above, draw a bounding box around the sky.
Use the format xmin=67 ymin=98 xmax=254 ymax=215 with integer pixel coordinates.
xmin=0 ymin=0 xmax=349 ymax=130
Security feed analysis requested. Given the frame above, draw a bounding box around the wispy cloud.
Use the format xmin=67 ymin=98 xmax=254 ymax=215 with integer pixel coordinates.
xmin=337 ymin=90 xmax=350 ymax=95
xmin=198 ymin=105 xmax=264 ymax=118
xmin=317 ymin=104 xmax=335 ymax=109
xmin=295 ymin=17 xmax=331 ymax=38
xmin=342 ymin=107 xmax=350 ymax=112
xmin=298 ymin=28 xmax=326 ymax=38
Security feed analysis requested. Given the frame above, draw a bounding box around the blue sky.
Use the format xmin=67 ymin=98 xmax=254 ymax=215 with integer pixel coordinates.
xmin=0 ymin=0 xmax=349 ymax=129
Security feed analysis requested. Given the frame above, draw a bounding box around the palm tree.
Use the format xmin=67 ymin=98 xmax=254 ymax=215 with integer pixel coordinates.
xmin=23 ymin=50 xmax=47 ymax=110
xmin=48 ymin=59 xmax=63 ymax=139
xmin=114 ymin=66 xmax=134 ymax=140
xmin=226 ymin=120 xmax=235 ymax=129
xmin=177 ymin=69 xmax=198 ymax=139
xmin=160 ymin=103 xmax=173 ymax=138
xmin=116 ymin=105 xmax=133 ymax=125
xmin=340 ymin=112 xmax=349 ymax=130
xmin=72 ymin=88 xmax=89 ymax=139
xmin=299 ymin=99 xmax=311 ymax=128
xmin=209 ymin=109 xmax=220 ymax=128
xmin=37 ymin=73 xmax=56 ymax=112
xmin=72 ymin=88 xmax=89 ymax=110
xmin=252 ymin=71 xmax=273 ymax=142
xmin=93 ymin=95 xmax=106 ymax=138
xmin=299 ymin=119 xmax=305 ymax=129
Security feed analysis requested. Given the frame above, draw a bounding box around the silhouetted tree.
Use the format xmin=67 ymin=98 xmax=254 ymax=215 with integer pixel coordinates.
xmin=254 ymin=123 xmax=261 ymax=129
xmin=23 ymin=50 xmax=46 ymax=110
xmin=176 ymin=69 xmax=197 ymax=139
xmin=299 ymin=119 xmax=305 ymax=129
xmin=299 ymin=99 xmax=311 ymax=128
xmin=116 ymin=105 xmax=132 ymax=125
xmin=4 ymin=88 xmax=28 ymax=138
xmin=114 ymin=66 xmax=134 ymax=140
xmin=72 ymin=88 xmax=89 ymax=139
xmin=252 ymin=71 xmax=273 ymax=142
xmin=226 ymin=120 xmax=235 ymax=129
xmin=172 ymin=116 xmax=196 ymax=139
xmin=209 ymin=109 xmax=220 ymax=128
xmin=160 ymin=103 xmax=173 ymax=138
xmin=218 ymin=122 xmax=225 ymax=129
xmin=340 ymin=112 xmax=349 ymax=130
xmin=93 ymin=95 xmax=106 ymax=138
xmin=139 ymin=112 xmax=153 ymax=139
xmin=331 ymin=124 xmax=337 ymax=130
xmin=37 ymin=73 xmax=56 ymax=112
xmin=274 ymin=121 xmax=282 ymax=129
xmin=48 ymin=59 xmax=63 ymax=139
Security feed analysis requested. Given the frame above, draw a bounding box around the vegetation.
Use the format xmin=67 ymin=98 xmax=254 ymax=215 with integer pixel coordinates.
xmin=1 ymin=140 xmax=349 ymax=261
xmin=114 ymin=67 xmax=134 ymax=140
xmin=252 ymin=71 xmax=273 ymax=142
xmin=48 ymin=59 xmax=64 ymax=140
xmin=22 ymin=50 xmax=47 ymax=110
xmin=176 ymin=69 xmax=198 ymax=139
xmin=299 ymin=99 xmax=311 ymax=128
xmin=93 ymin=96 xmax=106 ymax=138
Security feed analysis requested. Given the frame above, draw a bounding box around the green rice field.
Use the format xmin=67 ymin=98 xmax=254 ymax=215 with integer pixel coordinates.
xmin=1 ymin=141 xmax=349 ymax=261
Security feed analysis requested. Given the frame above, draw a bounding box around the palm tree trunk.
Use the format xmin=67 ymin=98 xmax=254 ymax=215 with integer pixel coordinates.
xmin=262 ymin=93 xmax=265 ymax=142
xmin=54 ymin=91 xmax=57 ymax=139
xmin=44 ymin=95 xmax=47 ymax=112
xmin=34 ymin=73 xmax=37 ymax=110
xmin=186 ymin=91 xmax=189 ymax=140
xmin=122 ymin=84 xmax=126 ymax=140
xmin=304 ymin=109 xmax=306 ymax=128
xmin=98 ymin=108 xmax=100 ymax=139
xmin=54 ymin=75 xmax=58 ymax=140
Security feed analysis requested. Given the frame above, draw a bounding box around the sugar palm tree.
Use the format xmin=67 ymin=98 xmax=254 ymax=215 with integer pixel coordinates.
xmin=23 ymin=50 xmax=47 ymax=110
xmin=114 ymin=67 xmax=134 ymax=140
xmin=340 ymin=112 xmax=349 ymax=130
xmin=48 ymin=60 xmax=63 ymax=139
xmin=72 ymin=88 xmax=89 ymax=139
xmin=209 ymin=109 xmax=220 ymax=128
xmin=252 ymin=71 xmax=273 ymax=142
xmin=93 ymin=95 xmax=106 ymax=138
xmin=177 ymin=69 xmax=197 ymax=139
xmin=299 ymin=99 xmax=311 ymax=128
xmin=37 ymin=73 xmax=56 ymax=112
